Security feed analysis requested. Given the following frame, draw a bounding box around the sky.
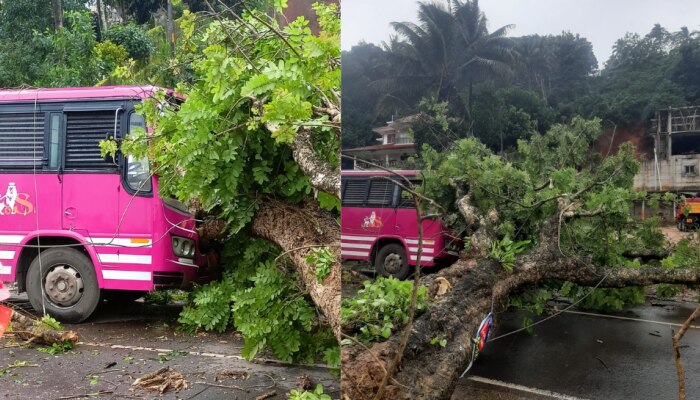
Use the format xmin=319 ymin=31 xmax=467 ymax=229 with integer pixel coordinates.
xmin=341 ymin=0 xmax=700 ymax=66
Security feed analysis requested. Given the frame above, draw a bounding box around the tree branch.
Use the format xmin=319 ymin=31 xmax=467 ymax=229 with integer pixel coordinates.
xmin=288 ymin=129 xmax=340 ymax=198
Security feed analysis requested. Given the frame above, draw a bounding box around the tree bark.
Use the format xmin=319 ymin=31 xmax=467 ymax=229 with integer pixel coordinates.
xmin=52 ymin=0 xmax=63 ymax=29
xmin=251 ymin=198 xmax=341 ymax=340
xmin=11 ymin=312 xmax=79 ymax=345
xmin=341 ymin=242 xmax=700 ymax=400
xmin=289 ymin=129 xmax=341 ymax=198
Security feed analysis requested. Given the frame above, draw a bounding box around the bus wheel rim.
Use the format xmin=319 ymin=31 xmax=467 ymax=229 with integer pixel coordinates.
xmin=384 ymin=253 xmax=403 ymax=274
xmin=44 ymin=264 xmax=84 ymax=307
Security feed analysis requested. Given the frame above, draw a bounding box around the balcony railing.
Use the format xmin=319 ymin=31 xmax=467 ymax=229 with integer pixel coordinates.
xmin=354 ymin=159 xmax=417 ymax=170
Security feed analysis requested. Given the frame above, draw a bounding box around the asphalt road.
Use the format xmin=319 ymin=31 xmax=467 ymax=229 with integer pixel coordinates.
xmin=453 ymin=300 xmax=700 ymax=400
xmin=0 ymin=296 xmax=339 ymax=400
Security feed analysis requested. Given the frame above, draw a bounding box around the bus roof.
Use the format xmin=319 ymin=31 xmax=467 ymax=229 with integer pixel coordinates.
xmin=341 ymin=169 xmax=421 ymax=177
xmin=0 ymin=85 xmax=166 ymax=102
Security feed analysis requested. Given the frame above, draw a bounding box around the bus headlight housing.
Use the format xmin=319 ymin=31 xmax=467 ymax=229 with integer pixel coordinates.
xmin=172 ymin=236 xmax=196 ymax=259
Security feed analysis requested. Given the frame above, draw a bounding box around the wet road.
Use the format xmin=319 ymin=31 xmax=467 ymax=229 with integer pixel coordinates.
xmin=453 ymin=300 xmax=700 ymax=400
xmin=0 ymin=296 xmax=339 ymax=400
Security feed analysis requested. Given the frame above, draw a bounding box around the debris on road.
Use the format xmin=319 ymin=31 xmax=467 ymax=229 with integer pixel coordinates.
xmin=9 ymin=310 xmax=79 ymax=346
xmin=298 ymin=374 xmax=313 ymax=390
xmin=132 ymin=366 xmax=189 ymax=393
xmin=216 ymin=369 xmax=250 ymax=381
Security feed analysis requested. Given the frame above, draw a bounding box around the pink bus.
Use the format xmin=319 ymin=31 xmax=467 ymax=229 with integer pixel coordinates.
xmin=341 ymin=170 xmax=461 ymax=279
xmin=0 ymin=86 xmax=204 ymax=322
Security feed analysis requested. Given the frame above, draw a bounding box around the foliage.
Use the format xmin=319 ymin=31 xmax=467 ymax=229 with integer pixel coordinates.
xmin=178 ymin=237 xmax=336 ymax=363
xmin=661 ymin=237 xmax=700 ymax=269
xmin=33 ymin=11 xmax=106 ymax=87
xmin=39 ymin=315 xmax=63 ymax=331
xmin=508 ymin=287 xmax=554 ymax=316
xmin=489 ymin=236 xmax=530 ymax=272
xmin=38 ymin=340 xmax=74 ymax=355
xmin=104 ymin=23 xmax=155 ymax=61
xmin=288 ymin=384 xmax=332 ymax=400
xmin=144 ymin=290 xmax=172 ymax=305
xmin=305 ymin=247 xmax=334 ymax=283
xmin=654 ymin=284 xmax=683 ymax=300
xmin=341 ymin=277 xmax=428 ymax=343
xmin=123 ymin=3 xmax=340 ymax=232
xmin=559 ymin=282 xmax=646 ymax=311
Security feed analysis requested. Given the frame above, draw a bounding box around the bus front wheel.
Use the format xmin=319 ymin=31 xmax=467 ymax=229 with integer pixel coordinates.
xmin=26 ymin=247 xmax=101 ymax=323
xmin=376 ymin=244 xmax=411 ymax=280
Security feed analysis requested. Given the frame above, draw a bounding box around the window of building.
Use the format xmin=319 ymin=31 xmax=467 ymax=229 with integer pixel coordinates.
xmin=683 ymin=164 xmax=697 ymax=177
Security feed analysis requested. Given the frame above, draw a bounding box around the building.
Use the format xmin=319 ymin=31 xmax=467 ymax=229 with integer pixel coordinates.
xmin=634 ymin=106 xmax=700 ymax=195
xmin=342 ymin=115 xmax=418 ymax=170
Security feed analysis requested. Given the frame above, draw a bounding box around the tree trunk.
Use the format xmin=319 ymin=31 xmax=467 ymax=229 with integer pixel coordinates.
xmin=251 ymin=198 xmax=341 ymax=340
xmin=52 ymin=0 xmax=63 ymax=29
xmin=96 ymin=0 xmax=108 ymax=32
xmin=341 ymin=240 xmax=700 ymax=400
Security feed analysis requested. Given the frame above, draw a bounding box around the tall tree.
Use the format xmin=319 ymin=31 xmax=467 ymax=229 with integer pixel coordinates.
xmin=380 ymin=0 xmax=515 ymax=120
xmin=52 ymin=0 xmax=63 ymax=29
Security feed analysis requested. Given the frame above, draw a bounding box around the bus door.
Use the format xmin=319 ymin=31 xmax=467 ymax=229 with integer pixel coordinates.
xmin=61 ymin=109 xmax=120 ymax=239
xmin=114 ymin=111 xmax=153 ymax=251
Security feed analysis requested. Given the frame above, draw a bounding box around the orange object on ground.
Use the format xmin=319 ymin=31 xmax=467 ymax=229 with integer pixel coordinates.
xmin=0 ymin=304 xmax=12 ymax=338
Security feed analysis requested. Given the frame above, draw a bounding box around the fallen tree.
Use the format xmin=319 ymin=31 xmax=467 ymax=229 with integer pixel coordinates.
xmin=341 ymin=118 xmax=700 ymax=399
xmin=117 ymin=2 xmax=341 ymax=359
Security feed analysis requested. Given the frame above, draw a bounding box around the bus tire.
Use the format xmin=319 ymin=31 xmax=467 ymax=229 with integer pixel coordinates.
xmin=26 ymin=247 xmax=101 ymax=323
xmin=376 ymin=244 xmax=411 ymax=280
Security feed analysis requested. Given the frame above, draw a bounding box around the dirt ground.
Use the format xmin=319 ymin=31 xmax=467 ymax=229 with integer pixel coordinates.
xmin=660 ymin=225 xmax=696 ymax=244
xmin=0 ymin=297 xmax=339 ymax=400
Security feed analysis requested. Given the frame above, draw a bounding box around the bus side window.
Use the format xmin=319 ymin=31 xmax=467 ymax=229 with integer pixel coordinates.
xmin=341 ymin=178 xmax=367 ymax=206
xmin=0 ymin=112 xmax=45 ymax=169
xmin=125 ymin=113 xmax=151 ymax=193
xmin=47 ymin=113 xmax=61 ymax=170
xmin=398 ymin=180 xmax=420 ymax=208
xmin=64 ymin=110 xmax=120 ymax=171
xmin=366 ymin=179 xmax=393 ymax=207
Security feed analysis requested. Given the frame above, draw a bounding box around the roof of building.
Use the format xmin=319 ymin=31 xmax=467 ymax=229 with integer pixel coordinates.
xmin=0 ymin=85 xmax=167 ymax=102
xmin=372 ymin=114 xmax=421 ymax=135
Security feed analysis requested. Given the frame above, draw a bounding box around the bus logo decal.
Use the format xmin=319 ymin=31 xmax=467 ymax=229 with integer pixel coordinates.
xmin=362 ymin=211 xmax=383 ymax=228
xmin=0 ymin=182 xmax=34 ymax=216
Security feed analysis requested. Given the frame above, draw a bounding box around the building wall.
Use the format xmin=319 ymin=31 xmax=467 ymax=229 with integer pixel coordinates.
xmin=633 ymin=154 xmax=700 ymax=193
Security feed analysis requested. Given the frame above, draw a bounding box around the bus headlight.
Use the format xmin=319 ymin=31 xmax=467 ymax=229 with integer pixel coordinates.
xmin=172 ymin=236 xmax=196 ymax=259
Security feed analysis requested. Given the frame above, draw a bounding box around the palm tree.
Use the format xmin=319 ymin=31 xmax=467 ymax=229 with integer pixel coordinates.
xmin=377 ymin=0 xmax=515 ymax=123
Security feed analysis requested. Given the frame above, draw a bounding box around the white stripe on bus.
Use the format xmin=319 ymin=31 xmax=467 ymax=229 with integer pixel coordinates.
xmin=0 ymin=235 xmax=23 ymax=244
xmin=88 ymin=238 xmax=152 ymax=248
xmin=341 ymin=250 xmax=370 ymax=257
xmin=98 ymin=254 xmax=152 ymax=265
xmin=0 ymin=265 xmax=10 ymax=275
xmin=410 ymin=255 xmax=433 ymax=262
xmin=0 ymin=251 xmax=15 ymax=260
xmin=340 ymin=235 xmax=376 ymax=242
xmin=408 ymin=247 xmax=434 ymax=254
xmin=177 ymin=257 xmax=195 ymax=265
xmin=341 ymin=243 xmax=372 ymax=250
xmin=102 ymin=270 xmax=152 ymax=281
xmin=406 ymin=239 xmax=435 ymax=245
